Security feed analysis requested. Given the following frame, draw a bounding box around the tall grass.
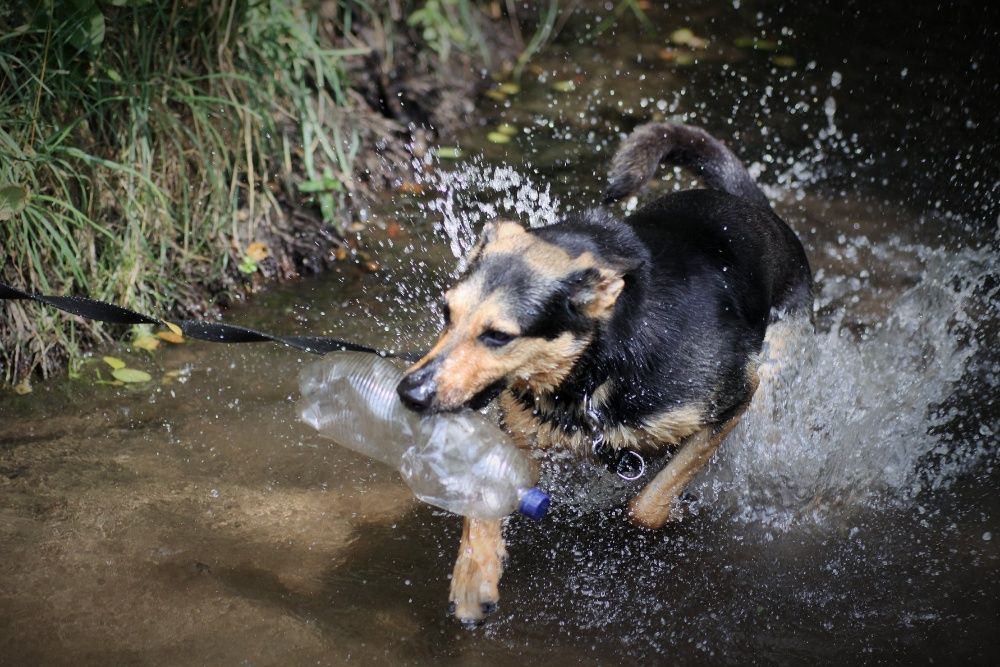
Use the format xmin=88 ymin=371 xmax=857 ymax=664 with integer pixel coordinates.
xmin=0 ymin=0 xmax=580 ymax=384
xmin=0 ymin=1 xmax=449 ymax=382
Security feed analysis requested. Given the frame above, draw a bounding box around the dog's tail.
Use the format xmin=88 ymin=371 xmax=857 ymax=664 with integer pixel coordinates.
xmin=602 ymin=122 xmax=769 ymax=208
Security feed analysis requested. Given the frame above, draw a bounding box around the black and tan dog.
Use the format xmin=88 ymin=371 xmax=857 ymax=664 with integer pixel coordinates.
xmin=397 ymin=121 xmax=813 ymax=622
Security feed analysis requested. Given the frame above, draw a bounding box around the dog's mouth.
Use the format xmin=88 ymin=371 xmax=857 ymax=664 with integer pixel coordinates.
xmin=396 ymin=371 xmax=506 ymax=414
xmin=466 ymin=380 xmax=506 ymax=411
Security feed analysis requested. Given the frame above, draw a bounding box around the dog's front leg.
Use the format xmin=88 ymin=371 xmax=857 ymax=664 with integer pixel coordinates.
xmin=449 ymin=516 xmax=506 ymax=623
xmin=629 ymin=369 xmax=759 ymax=529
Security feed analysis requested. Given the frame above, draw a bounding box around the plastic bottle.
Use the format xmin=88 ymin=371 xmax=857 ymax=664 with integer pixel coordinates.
xmin=298 ymin=352 xmax=550 ymax=520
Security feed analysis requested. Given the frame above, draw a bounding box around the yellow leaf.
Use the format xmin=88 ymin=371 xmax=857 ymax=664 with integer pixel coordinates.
xmin=498 ymin=82 xmax=521 ymax=95
xmin=246 ymin=241 xmax=270 ymax=262
xmin=771 ymin=55 xmax=797 ymax=68
xmin=164 ymin=321 xmax=183 ymax=336
xmin=103 ymin=356 xmax=126 ymax=369
xmin=671 ymin=28 xmax=708 ymax=49
xmin=112 ymin=368 xmax=152 ymax=383
xmin=133 ymin=335 xmax=160 ymax=352
xmin=487 ymin=131 xmax=511 ymax=144
xmin=435 ymin=147 xmax=463 ymax=160
xmin=396 ymin=181 xmax=425 ymax=195
xmin=156 ymin=331 xmax=185 ymax=344
xmin=13 ymin=379 xmax=32 ymax=395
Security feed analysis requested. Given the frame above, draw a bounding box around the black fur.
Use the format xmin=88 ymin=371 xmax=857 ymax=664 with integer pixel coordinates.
xmin=512 ymin=124 xmax=812 ymax=432
xmin=604 ymin=122 xmax=770 ymax=209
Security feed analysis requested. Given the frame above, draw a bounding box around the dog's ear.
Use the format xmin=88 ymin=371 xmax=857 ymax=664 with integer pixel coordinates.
xmin=568 ymin=262 xmax=635 ymax=319
xmin=480 ymin=219 xmax=526 ymax=244
xmin=468 ymin=220 xmax=526 ymax=264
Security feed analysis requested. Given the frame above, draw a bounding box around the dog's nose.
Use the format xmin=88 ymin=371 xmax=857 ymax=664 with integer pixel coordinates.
xmin=396 ymin=367 xmax=437 ymax=412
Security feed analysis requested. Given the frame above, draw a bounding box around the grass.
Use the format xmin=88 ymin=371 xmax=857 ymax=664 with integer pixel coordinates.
xmin=0 ymin=0 xmax=595 ymax=385
xmin=0 ymin=0 xmax=485 ymax=384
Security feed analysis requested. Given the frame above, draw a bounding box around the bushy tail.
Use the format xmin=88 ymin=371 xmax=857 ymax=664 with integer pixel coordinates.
xmin=603 ymin=122 xmax=769 ymax=208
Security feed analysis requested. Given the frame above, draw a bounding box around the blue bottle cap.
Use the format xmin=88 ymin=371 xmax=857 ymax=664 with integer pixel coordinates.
xmin=518 ymin=487 xmax=550 ymax=520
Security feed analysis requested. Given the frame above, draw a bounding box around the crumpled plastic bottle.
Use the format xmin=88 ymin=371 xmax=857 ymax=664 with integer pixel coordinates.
xmin=298 ymin=352 xmax=549 ymax=520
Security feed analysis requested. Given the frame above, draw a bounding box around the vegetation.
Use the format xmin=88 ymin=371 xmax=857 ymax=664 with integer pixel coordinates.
xmin=0 ymin=0 xmax=514 ymax=383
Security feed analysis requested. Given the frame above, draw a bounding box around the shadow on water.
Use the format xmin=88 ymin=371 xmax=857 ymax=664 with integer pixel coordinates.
xmin=1 ymin=0 xmax=998 ymax=664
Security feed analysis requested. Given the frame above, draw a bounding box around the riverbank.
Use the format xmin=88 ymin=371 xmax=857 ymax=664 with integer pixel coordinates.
xmin=0 ymin=0 xmax=525 ymax=384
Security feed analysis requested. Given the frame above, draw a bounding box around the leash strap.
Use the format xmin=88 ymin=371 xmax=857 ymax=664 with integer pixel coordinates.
xmin=0 ymin=280 xmax=408 ymax=358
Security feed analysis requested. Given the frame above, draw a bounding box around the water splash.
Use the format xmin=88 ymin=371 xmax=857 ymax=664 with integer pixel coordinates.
xmin=413 ymin=156 xmax=562 ymax=271
xmin=694 ymin=237 xmax=999 ymax=529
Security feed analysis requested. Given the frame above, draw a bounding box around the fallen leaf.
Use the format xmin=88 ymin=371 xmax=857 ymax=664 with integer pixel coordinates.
xmin=112 ymin=368 xmax=152 ymax=383
xmin=133 ymin=335 xmax=160 ymax=352
xmin=164 ymin=321 xmax=183 ymax=336
xmin=487 ymin=132 xmax=511 ymax=144
xmin=397 ymin=181 xmax=425 ymax=195
xmin=246 ymin=241 xmax=269 ymax=262
xmin=485 ymin=88 xmax=507 ymax=101
xmin=435 ymin=147 xmax=463 ymax=159
xmin=496 ymin=123 xmax=518 ymax=137
xmin=658 ymin=47 xmax=679 ymax=61
xmin=771 ymin=55 xmax=797 ymax=68
xmin=13 ymin=379 xmax=31 ymax=395
xmin=0 ymin=184 xmax=30 ymax=221
xmin=103 ymin=356 xmax=126 ymax=369
xmin=156 ymin=331 xmax=185 ymax=344
xmin=552 ymin=80 xmax=576 ymax=93
xmin=670 ymin=28 xmax=708 ymax=49
xmin=498 ymin=82 xmax=521 ymax=95
xmin=736 ymin=37 xmax=778 ymax=51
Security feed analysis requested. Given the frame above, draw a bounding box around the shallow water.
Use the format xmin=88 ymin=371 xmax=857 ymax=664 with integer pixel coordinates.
xmin=2 ymin=1 xmax=998 ymax=664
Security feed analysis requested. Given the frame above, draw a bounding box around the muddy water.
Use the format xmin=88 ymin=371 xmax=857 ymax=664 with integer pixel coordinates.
xmin=2 ymin=1 xmax=998 ymax=664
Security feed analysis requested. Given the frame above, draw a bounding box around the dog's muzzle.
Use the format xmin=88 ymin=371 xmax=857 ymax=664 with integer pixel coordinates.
xmin=396 ymin=365 xmax=437 ymax=412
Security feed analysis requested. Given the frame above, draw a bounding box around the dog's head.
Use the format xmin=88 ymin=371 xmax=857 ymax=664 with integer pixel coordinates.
xmin=397 ymin=220 xmax=635 ymax=412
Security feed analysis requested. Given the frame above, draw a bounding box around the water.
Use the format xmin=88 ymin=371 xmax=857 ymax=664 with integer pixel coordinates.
xmin=2 ymin=1 xmax=998 ymax=663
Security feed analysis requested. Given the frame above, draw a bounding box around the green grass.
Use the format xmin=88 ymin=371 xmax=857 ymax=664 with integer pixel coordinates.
xmin=0 ymin=0 xmax=407 ymax=383
xmin=0 ymin=0 xmax=585 ymax=385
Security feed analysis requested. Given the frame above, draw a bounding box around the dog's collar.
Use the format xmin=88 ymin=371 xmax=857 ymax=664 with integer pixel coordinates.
xmin=510 ymin=386 xmax=647 ymax=480
xmin=582 ymin=393 xmax=646 ymax=481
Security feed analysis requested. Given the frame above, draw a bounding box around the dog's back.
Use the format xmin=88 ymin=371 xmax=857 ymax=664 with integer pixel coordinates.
xmin=605 ymin=122 xmax=813 ymax=325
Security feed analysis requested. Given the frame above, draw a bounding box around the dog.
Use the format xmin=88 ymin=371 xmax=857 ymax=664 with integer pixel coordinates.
xmin=396 ymin=121 xmax=813 ymax=623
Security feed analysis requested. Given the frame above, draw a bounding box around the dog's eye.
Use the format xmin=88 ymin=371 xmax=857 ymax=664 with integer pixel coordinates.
xmin=479 ymin=329 xmax=516 ymax=348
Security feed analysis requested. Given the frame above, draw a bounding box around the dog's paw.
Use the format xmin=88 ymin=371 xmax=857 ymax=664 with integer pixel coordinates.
xmin=449 ymin=542 xmax=505 ymax=624
xmin=627 ymin=493 xmax=684 ymax=530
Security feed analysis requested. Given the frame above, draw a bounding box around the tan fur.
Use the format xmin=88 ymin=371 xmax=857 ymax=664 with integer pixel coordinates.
xmin=478 ymin=222 xmax=623 ymax=320
xmin=499 ymin=391 xmax=704 ymax=457
xmin=641 ymin=404 xmax=706 ymax=446
xmin=450 ymin=517 xmax=505 ymax=622
xmin=755 ymin=316 xmax=807 ymax=388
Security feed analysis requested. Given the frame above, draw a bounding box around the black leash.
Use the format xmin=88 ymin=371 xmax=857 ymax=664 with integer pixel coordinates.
xmin=0 ymin=280 xmax=414 ymax=359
